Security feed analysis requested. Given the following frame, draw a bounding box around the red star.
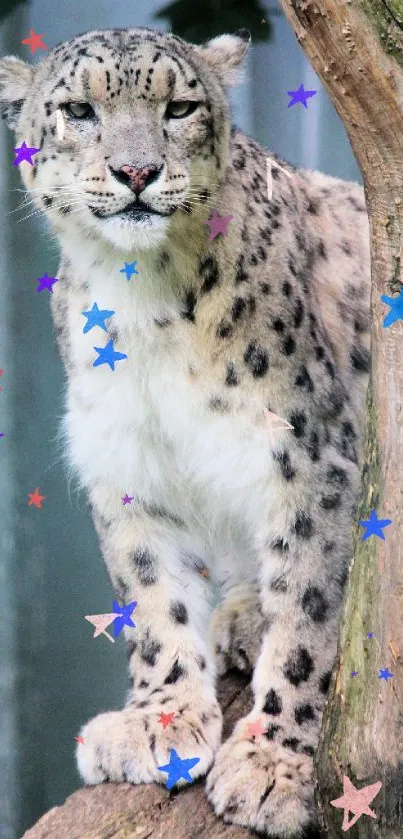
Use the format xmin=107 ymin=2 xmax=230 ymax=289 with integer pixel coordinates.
xmin=21 ymin=29 xmax=47 ymax=54
xmin=158 ymin=711 xmax=175 ymax=730
xmin=28 ymin=487 xmax=46 ymax=508
xmin=74 ymin=736 xmax=85 ymax=744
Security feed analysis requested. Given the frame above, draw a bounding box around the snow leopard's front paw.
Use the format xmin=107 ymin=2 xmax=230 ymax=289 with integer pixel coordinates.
xmin=206 ymin=723 xmax=317 ymax=837
xmin=76 ymin=697 xmax=222 ymax=788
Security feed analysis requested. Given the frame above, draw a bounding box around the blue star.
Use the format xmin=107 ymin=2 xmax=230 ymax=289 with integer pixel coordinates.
xmin=359 ymin=509 xmax=392 ymax=541
xmin=378 ymin=667 xmax=394 ymax=682
xmin=157 ymin=748 xmax=200 ymax=790
xmin=119 ymin=261 xmax=138 ymax=281
xmin=381 ymin=289 xmax=403 ymax=327
xmin=112 ymin=599 xmax=137 ymax=637
xmin=82 ymin=302 xmax=115 ymax=334
xmin=93 ymin=339 xmax=128 ymax=371
xmin=287 ymin=83 xmax=317 ymax=109
xmin=366 ymin=632 xmax=374 ymax=639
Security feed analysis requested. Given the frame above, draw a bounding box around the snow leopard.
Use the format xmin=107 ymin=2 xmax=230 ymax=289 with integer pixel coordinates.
xmin=0 ymin=26 xmax=370 ymax=837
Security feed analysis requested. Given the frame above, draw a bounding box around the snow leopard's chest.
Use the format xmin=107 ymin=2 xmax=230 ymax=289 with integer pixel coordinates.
xmin=62 ymin=264 xmax=279 ymax=551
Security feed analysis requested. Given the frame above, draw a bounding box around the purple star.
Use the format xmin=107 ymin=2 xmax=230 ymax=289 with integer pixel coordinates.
xmin=0 ymin=433 xmax=4 ymax=438
xmin=378 ymin=667 xmax=394 ymax=682
xmin=287 ymin=83 xmax=317 ymax=109
xmin=13 ymin=141 xmax=41 ymax=166
xmin=36 ymin=272 xmax=59 ymax=293
xmin=205 ymin=210 xmax=233 ymax=241
xmin=122 ymin=494 xmax=134 ymax=505
xmin=351 ymin=671 xmax=359 ymax=678
xmin=366 ymin=632 xmax=374 ymax=639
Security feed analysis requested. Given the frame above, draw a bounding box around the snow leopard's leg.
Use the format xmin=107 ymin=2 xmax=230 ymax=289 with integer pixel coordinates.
xmin=207 ymin=441 xmax=359 ymax=836
xmin=209 ymin=582 xmax=264 ymax=675
xmin=76 ymin=484 xmax=222 ymax=787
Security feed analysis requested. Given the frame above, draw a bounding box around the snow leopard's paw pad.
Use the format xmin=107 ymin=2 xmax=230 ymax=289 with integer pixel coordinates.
xmin=210 ymin=584 xmax=264 ymax=675
xmin=206 ymin=723 xmax=317 ymax=837
xmin=76 ymin=698 xmax=222 ymax=787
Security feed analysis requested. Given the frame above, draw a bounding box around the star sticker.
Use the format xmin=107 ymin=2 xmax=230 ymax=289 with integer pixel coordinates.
xmin=246 ymin=718 xmax=265 ymax=739
xmin=287 ymin=83 xmax=317 ymax=109
xmin=82 ymin=302 xmax=115 ymax=333
xmin=21 ymin=29 xmax=47 ymax=54
xmin=381 ymin=289 xmax=403 ymax=327
xmin=157 ymin=748 xmax=200 ymax=790
xmin=366 ymin=632 xmax=374 ymax=639
xmin=13 ymin=141 xmax=40 ymax=166
xmin=93 ymin=339 xmax=128 ymax=371
xmin=36 ymin=272 xmax=59 ymax=293
xmin=119 ymin=261 xmax=138 ymax=281
xmin=122 ymin=494 xmax=134 ymax=505
xmin=359 ymin=509 xmax=392 ymax=541
xmin=263 ymin=408 xmax=294 ymax=446
xmin=205 ymin=210 xmax=233 ymax=240
xmin=330 ymin=775 xmax=382 ymax=831
xmin=28 ymin=487 xmax=45 ymax=508
xmin=0 ymin=433 xmax=4 ymax=439
xmin=200 ymin=567 xmax=210 ymax=579
xmin=158 ymin=711 xmax=175 ymax=730
xmin=74 ymin=736 xmax=85 ymax=744
xmin=266 ymin=157 xmax=293 ymax=200
xmin=378 ymin=667 xmax=394 ymax=681
xmin=84 ymin=613 xmax=117 ymax=643
xmin=351 ymin=671 xmax=359 ymax=678
xmin=112 ymin=599 xmax=137 ymax=637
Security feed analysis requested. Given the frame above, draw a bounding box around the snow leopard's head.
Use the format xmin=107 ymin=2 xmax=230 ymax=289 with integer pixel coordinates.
xmin=0 ymin=27 xmax=250 ymax=251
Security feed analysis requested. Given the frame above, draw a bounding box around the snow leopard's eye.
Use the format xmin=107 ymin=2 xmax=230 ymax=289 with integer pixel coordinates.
xmin=165 ymin=101 xmax=199 ymax=119
xmin=64 ymin=102 xmax=95 ymax=119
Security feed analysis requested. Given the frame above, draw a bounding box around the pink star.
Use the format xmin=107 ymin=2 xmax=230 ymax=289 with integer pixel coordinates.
xmin=263 ymin=408 xmax=294 ymax=446
xmin=330 ymin=775 xmax=382 ymax=831
xmin=245 ymin=718 xmax=265 ymax=739
xmin=85 ymin=613 xmax=117 ymax=643
xmin=13 ymin=141 xmax=41 ymax=166
xmin=122 ymin=494 xmax=134 ymax=505
xmin=74 ymin=735 xmax=85 ymax=744
xmin=205 ymin=210 xmax=233 ymax=240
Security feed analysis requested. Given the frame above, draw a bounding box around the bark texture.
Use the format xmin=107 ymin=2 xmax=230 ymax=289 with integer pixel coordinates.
xmin=277 ymin=1 xmax=403 ymax=837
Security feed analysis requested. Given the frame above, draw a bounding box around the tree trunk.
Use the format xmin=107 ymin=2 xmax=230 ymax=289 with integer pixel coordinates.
xmin=277 ymin=1 xmax=403 ymax=837
xmin=22 ymin=673 xmax=258 ymax=839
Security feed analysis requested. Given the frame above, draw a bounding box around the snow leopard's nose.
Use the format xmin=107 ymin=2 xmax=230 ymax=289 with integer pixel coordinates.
xmin=110 ymin=164 xmax=162 ymax=194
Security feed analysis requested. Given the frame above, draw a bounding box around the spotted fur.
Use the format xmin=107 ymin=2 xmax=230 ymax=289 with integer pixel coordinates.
xmin=0 ymin=26 xmax=370 ymax=837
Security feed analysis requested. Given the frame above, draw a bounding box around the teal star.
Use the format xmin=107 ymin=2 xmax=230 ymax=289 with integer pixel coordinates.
xmin=381 ymin=288 xmax=403 ymax=327
xmin=157 ymin=748 xmax=200 ymax=790
xmin=119 ymin=261 xmax=138 ymax=281
xmin=82 ymin=302 xmax=115 ymax=333
xmin=93 ymin=339 xmax=127 ymax=371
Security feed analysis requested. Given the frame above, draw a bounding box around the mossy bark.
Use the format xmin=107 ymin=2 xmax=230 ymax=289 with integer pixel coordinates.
xmin=279 ymin=1 xmax=403 ymax=836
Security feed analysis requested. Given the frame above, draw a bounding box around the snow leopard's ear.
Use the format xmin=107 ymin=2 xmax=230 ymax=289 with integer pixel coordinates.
xmin=0 ymin=56 xmax=35 ymax=129
xmin=195 ymin=30 xmax=251 ymax=87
